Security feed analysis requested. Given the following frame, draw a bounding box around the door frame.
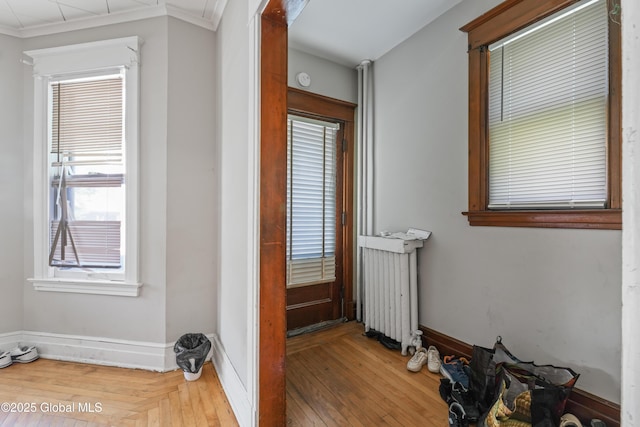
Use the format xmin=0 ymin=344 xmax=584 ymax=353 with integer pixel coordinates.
xmin=259 ymin=2 xmax=354 ymax=424
xmin=258 ymin=2 xmax=291 ymax=425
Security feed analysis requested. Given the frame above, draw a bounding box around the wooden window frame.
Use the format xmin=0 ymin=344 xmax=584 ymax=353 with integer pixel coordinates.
xmin=460 ymin=0 xmax=622 ymax=230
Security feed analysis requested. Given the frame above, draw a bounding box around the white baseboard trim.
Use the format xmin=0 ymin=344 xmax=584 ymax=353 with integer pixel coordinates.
xmin=22 ymin=331 xmax=169 ymax=371
xmin=2 ymin=330 xmax=250 ymax=424
xmin=6 ymin=331 xmax=215 ymax=372
xmin=210 ymin=334 xmax=255 ymax=427
xmin=0 ymin=331 xmax=23 ymax=350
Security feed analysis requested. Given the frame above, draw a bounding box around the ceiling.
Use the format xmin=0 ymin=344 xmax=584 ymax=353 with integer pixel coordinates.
xmin=289 ymin=0 xmax=464 ymax=68
xmin=0 ymin=0 xmax=463 ymax=69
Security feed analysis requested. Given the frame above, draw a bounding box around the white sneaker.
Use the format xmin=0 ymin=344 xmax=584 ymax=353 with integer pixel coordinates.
xmin=426 ymin=345 xmax=442 ymax=373
xmin=0 ymin=351 xmax=11 ymax=368
xmin=560 ymin=414 xmax=583 ymax=427
xmin=407 ymin=347 xmax=428 ymax=372
xmin=10 ymin=345 xmax=39 ymax=363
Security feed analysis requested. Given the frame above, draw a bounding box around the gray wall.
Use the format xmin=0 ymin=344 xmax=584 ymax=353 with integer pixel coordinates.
xmin=288 ymin=48 xmax=357 ymax=103
xmin=21 ymin=18 xmax=169 ymax=342
xmin=372 ymin=0 xmax=622 ymax=403
xmin=18 ymin=17 xmax=217 ymax=345
xmin=0 ymin=34 xmax=24 ymax=334
xmin=166 ymin=17 xmax=217 ymax=343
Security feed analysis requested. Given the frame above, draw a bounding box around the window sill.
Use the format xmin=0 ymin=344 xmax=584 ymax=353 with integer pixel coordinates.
xmin=28 ymin=278 xmax=142 ymax=297
xmin=462 ymin=209 xmax=622 ymax=230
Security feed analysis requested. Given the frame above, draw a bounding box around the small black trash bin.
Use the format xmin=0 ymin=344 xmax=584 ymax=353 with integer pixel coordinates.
xmin=174 ymin=333 xmax=212 ymax=381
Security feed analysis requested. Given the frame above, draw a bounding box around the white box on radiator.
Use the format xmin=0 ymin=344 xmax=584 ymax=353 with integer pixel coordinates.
xmin=357 ymin=235 xmax=423 ymax=253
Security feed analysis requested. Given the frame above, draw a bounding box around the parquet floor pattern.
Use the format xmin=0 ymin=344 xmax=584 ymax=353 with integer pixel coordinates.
xmin=0 ymin=359 xmax=237 ymax=426
xmin=286 ymin=321 xmax=449 ymax=426
xmin=0 ymin=322 xmax=449 ymax=426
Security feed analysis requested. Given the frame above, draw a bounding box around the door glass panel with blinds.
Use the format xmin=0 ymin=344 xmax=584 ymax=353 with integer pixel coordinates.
xmin=488 ymin=0 xmax=608 ymax=209
xmin=48 ymin=71 xmax=125 ymax=270
xmin=286 ymin=115 xmax=338 ymax=288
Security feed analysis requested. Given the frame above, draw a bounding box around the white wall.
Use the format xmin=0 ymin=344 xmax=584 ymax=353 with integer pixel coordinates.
xmin=621 ymin=0 xmax=640 ymax=424
xmin=165 ymin=17 xmax=218 ymax=343
xmin=288 ymin=48 xmax=357 ymax=103
xmin=0 ymin=34 xmax=25 ymax=334
xmin=212 ymin=1 xmax=260 ymax=424
xmin=373 ymin=0 xmax=622 ymax=403
xmin=215 ymin=0 xmax=252 ymax=392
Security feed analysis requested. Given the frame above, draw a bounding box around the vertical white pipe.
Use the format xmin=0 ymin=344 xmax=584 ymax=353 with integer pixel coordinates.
xmin=621 ymin=1 xmax=640 ymax=425
xmin=356 ymin=65 xmax=365 ymax=322
xmin=363 ymin=63 xmax=375 ymax=234
xmin=356 ymin=60 xmax=374 ymax=322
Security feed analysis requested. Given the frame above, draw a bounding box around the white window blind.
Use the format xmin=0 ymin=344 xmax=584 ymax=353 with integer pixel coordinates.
xmin=49 ymin=221 xmax=121 ymax=266
xmin=488 ymin=0 xmax=608 ymax=209
xmin=51 ymin=77 xmax=123 ymax=165
xmin=49 ymin=74 xmax=124 ymax=268
xmin=286 ymin=115 xmax=338 ymax=288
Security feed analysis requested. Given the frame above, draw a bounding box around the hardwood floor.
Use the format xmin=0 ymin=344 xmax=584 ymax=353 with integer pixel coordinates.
xmin=0 ymin=359 xmax=237 ymax=426
xmin=0 ymin=322 xmax=447 ymax=426
xmin=286 ymin=321 xmax=449 ymax=426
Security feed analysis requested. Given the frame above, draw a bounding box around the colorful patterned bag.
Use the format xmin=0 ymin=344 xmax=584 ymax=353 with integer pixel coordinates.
xmin=470 ymin=337 xmax=579 ymax=427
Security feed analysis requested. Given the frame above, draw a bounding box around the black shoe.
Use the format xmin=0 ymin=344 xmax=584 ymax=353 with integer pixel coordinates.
xmin=363 ymin=329 xmax=401 ymax=350
xmin=451 ymin=381 xmax=480 ymax=422
xmin=439 ymin=378 xmax=453 ymax=404
xmin=377 ymin=334 xmax=401 ymax=350
xmin=448 ymin=402 xmax=469 ymax=427
xmin=364 ymin=329 xmax=381 ymax=339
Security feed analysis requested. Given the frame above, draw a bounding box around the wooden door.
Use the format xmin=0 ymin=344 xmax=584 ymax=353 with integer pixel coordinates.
xmin=285 ymin=89 xmax=356 ymax=332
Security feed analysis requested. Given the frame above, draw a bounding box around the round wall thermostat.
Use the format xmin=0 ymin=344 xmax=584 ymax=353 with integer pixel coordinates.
xmin=296 ymin=72 xmax=311 ymax=87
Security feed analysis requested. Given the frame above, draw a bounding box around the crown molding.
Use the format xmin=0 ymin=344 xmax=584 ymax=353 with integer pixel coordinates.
xmin=165 ymin=4 xmax=215 ymax=31
xmin=0 ymin=24 xmax=21 ymax=38
xmin=211 ymin=0 xmax=229 ymax=30
xmin=0 ymin=1 xmax=227 ymax=39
